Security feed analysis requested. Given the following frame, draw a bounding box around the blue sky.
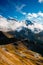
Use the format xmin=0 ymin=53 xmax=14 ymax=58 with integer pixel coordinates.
xmin=0 ymin=0 xmax=43 ymax=23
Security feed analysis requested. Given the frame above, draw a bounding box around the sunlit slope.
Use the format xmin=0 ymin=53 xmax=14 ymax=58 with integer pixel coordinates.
xmin=2 ymin=32 xmax=14 ymax=38
xmin=0 ymin=42 xmax=43 ymax=65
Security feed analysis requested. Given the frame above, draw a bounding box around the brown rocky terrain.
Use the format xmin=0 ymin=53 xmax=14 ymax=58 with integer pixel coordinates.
xmin=0 ymin=32 xmax=43 ymax=65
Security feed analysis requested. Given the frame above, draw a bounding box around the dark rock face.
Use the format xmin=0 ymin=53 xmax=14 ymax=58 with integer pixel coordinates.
xmin=8 ymin=28 xmax=43 ymax=55
xmin=0 ymin=30 xmax=43 ymax=55
xmin=0 ymin=31 xmax=18 ymax=45
xmin=25 ymin=20 xmax=33 ymax=26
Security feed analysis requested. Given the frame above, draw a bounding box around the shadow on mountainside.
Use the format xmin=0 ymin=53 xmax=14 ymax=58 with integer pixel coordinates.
xmin=0 ymin=31 xmax=43 ymax=56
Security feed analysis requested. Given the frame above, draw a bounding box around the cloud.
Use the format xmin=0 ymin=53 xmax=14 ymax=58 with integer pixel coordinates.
xmin=16 ymin=4 xmax=26 ymax=11
xmin=0 ymin=15 xmax=43 ymax=33
xmin=38 ymin=0 xmax=43 ymax=3
xmin=20 ymin=11 xmax=26 ymax=15
xmin=15 ymin=4 xmax=26 ymax=15
xmin=27 ymin=13 xmax=38 ymax=19
xmin=0 ymin=15 xmax=26 ymax=32
xmin=26 ymin=11 xmax=43 ymax=24
xmin=38 ymin=11 xmax=43 ymax=16
xmin=27 ymin=22 xmax=43 ymax=33
xmin=0 ymin=15 xmax=10 ymax=32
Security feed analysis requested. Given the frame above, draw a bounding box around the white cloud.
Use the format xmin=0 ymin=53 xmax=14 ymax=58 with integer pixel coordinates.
xmin=0 ymin=15 xmax=43 ymax=33
xmin=27 ymin=11 xmax=43 ymax=24
xmin=16 ymin=4 xmax=26 ymax=11
xmin=27 ymin=22 xmax=43 ymax=33
xmin=27 ymin=13 xmax=38 ymax=20
xmin=0 ymin=16 xmax=10 ymax=32
xmin=38 ymin=0 xmax=43 ymax=3
xmin=21 ymin=12 xmax=26 ymax=15
xmin=8 ymin=16 xmax=15 ymax=19
xmin=38 ymin=11 xmax=43 ymax=16
xmin=0 ymin=15 xmax=26 ymax=32
xmin=27 ymin=11 xmax=43 ymax=18
xmin=15 ymin=4 xmax=26 ymax=15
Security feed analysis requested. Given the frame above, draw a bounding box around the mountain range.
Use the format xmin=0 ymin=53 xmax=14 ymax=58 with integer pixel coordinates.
xmin=0 ymin=17 xmax=43 ymax=55
xmin=0 ymin=16 xmax=43 ymax=33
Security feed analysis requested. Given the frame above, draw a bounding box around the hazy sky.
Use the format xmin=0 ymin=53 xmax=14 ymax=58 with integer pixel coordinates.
xmin=0 ymin=0 xmax=43 ymax=23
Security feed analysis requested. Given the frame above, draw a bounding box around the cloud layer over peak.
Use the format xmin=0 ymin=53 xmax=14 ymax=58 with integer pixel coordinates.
xmin=0 ymin=15 xmax=26 ymax=32
xmin=0 ymin=15 xmax=43 ymax=33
